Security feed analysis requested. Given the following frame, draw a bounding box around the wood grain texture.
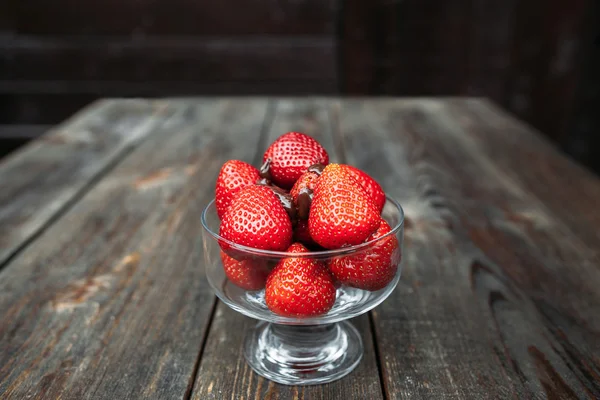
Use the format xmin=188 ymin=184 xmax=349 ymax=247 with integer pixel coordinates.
xmin=446 ymin=98 xmax=600 ymax=252
xmin=2 ymin=96 xmax=599 ymax=399
xmin=0 ymin=98 xmax=270 ymax=399
xmin=0 ymin=99 xmax=167 ymax=266
xmin=331 ymin=98 xmax=600 ymax=399
xmin=191 ymin=98 xmax=384 ymax=399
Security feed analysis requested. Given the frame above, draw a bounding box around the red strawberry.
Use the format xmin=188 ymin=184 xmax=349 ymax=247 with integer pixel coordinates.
xmin=290 ymin=169 xmax=320 ymax=219
xmin=265 ymin=243 xmax=336 ymax=317
xmin=309 ymin=163 xmax=381 ymax=249
xmin=215 ymin=160 xmax=260 ymax=218
xmin=220 ymin=251 xmax=270 ymax=290
xmin=328 ymin=219 xmax=400 ymax=291
xmin=340 ymin=165 xmax=386 ymax=213
xmin=293 ymin=219 xmax=317 ymax=247
xmin=262 ymin=132 xmax=329 ymax=189
xmin=219 ymin=185 xmax=292 ymax=251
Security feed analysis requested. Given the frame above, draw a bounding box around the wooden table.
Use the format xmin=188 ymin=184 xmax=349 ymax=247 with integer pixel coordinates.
xmin=1 ymin=98 xmax=599 ymax=399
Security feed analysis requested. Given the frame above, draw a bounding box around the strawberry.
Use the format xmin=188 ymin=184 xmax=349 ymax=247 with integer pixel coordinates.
xmin=328 ymin=219 xmax=400 ymax=291
xmin=215 ymin=160 xmax=260 ymax=218
xmin=290 ymin=168 xmax=320 ymax=219
xmin=265 ymin=243 xmax=336 ymax=317
xmin=340 ymin=165 xmax=386 ymax=213
xmin=308 ymin=163 xmax=381 ymax=249
xmin=219 ymin=185 xmax=293 ymax=251
xmin=220 ymin=251 xmax=270 ymax=290
xmin=262 ymin=132 xmax=329 ymax=189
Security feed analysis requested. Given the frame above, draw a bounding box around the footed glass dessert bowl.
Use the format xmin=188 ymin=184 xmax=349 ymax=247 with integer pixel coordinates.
xmin=201 ymin=195 xmax=404 ymax=385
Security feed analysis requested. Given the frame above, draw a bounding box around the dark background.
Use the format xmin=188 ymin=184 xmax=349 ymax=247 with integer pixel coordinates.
xmin=1 ymin=0 xmax=599 ymax=174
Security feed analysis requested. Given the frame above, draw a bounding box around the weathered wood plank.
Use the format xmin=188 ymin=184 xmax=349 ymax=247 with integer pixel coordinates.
xmin=0 ymin=99 xmax=166 ymax=267
xmin=332 ymin=99 xmax=600 ymax=398
xmin=0 ymin=98 xmax=270 ymax=399
xmin=447 ymin=98 xmax=600 ymax=252
xmin=191 ymin=98 xmax=384 ymax=399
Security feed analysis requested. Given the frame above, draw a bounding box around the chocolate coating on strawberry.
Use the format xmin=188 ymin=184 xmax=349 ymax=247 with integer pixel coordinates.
xmin=307 ymin=163 xmax=326 ymax=175
xmin=268 ymin=185 xmax=297 ymax=223
xmin=290 ymin=168 xmax=321 ymax=220
xmin=296 ymin=188 xmax=313 ymax=220
xmin=256 ymin=179 xmax=297 ymax=224
xmin=296 ymin=163 xmax=325 ymax=218
xmin=256 ymin=177 xmax=271 ymax=186
xmin=259 ymin=158 xmax=273 ymax=180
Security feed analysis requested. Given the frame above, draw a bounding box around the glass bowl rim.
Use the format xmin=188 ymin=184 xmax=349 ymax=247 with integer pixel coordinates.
xmin=201 ymin=194 xmax=404 ymax=258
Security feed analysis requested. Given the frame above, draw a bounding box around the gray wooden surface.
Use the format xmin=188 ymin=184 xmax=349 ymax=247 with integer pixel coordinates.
xmin=1 ymin=97 xmax=599 ymax=399
xmin=0 ymin=100 xmax=170 ymax=265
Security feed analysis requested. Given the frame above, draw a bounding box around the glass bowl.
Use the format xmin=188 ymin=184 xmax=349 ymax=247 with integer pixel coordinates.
xmin=201 ymin=196 xmax=404 ymax=385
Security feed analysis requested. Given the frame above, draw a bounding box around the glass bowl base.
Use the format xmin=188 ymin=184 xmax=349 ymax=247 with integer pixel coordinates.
xmin=243 ymin=320 xmax=363 ymax=385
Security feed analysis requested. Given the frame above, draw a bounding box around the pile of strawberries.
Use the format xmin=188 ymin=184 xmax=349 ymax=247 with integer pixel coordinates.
xmin=215 ymin=132 xmax=400 ymax=317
